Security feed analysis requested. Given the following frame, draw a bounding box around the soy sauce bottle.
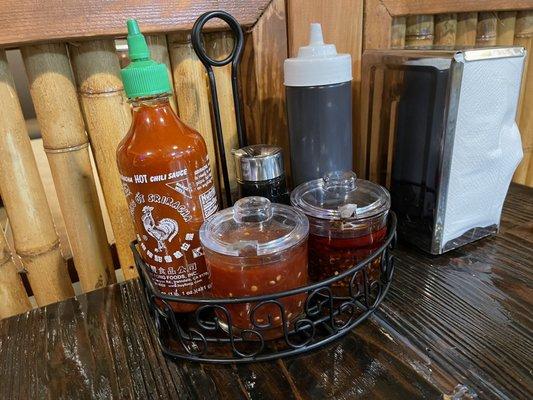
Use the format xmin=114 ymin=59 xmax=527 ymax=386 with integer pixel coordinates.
xmin=116 ymin=20 xmax=218 ymax=312
xmin=233 ymin=144 xmax=289 ymax=204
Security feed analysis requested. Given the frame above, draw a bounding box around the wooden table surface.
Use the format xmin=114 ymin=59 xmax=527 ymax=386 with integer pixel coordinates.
xmin=0 ymin=184 xmax=531 ymax=400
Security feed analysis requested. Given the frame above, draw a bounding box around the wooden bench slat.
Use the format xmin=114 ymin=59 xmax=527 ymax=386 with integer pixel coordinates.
xmin=0 ymin=0 xmax=271 ymax=47
xmin=382 ymin=0 xmax=532 ymax=17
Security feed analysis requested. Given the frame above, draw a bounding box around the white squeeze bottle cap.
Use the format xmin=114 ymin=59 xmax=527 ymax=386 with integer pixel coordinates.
xmin=284 ymin=23 xmax=352 ymax=87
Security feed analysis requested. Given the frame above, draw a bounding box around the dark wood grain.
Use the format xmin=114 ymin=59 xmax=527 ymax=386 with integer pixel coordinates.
xmin=0 ymin=184 xmax=531 ymax=399
xmin=0 ymin=0 xmax=271 ymax=47
xmin=381 ymin=0 xmax=532 ymax=17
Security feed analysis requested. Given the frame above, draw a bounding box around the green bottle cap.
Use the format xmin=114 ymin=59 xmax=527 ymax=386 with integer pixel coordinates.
xmin=121 ymin=19 xmax=172 ymax=99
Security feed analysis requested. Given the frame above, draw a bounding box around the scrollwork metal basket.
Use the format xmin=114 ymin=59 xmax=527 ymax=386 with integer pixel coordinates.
xmin=133 ymin=212 xmax=397 ymax=363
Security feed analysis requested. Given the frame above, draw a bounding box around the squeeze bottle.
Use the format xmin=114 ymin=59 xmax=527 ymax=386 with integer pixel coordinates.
xmin=284 ymin=23 xmax=353 ymax=186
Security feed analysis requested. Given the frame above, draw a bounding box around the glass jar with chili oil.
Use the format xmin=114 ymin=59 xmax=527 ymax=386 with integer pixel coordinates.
xmin=116 ymin=20 xmax=218 ymax=312
xmin=199 ymin=197 xmax=309 ymax=339
xmin=291 ymin=171 xmax=390 ymax=297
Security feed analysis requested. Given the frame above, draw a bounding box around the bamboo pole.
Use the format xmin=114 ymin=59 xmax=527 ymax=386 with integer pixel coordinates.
xmin=405 ymin=15 xmax=434 ymax=48
xmin=434 ymin=13 xmax=457 ymax=48
xmin=69 ymin=39 xmax=137 ymax=279
xmin=497 ymin=11 xmax=517 ymax=45
xmin=0 ymin=50 xmax=73 ymax=305
xmin=205 ymin=31 xmax=239 ymax=201
xmin=167 ymin=33 xmax=221 ymax=202
xmin=145 ymin=34 xmax=178 ymax=113
xmin=456 ymin=12 xmax=478 ymax=47
xmin=391 ymin=16 xmax=406 ymax=49
xmin=0 ymin=228 xmax=31 ymax=319
xmin=22 ymin=43 xmax=115 ymax=292
xmin=476 ymin=12 xmax=498 ymax=47
xmin=514 ymin=11 xmax=533 ymax=186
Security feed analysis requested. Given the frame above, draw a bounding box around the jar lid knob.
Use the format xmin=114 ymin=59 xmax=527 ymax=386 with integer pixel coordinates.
xmin=323 ymin=171 xmax=357 ymax=191
xmin=233 ymin=196 xmax=273 ymax=223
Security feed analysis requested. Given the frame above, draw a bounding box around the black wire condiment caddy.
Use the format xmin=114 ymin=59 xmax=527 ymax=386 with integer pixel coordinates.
xmin=132 ymin=212 xmax=396 ymax=364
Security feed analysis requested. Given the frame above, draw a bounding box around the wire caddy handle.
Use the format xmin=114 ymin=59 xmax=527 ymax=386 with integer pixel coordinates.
xmin=191 ymin=11 xmax=247 ymax=206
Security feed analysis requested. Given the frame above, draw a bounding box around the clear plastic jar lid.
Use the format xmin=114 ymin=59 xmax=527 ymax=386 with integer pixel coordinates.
xmin=290 ymin=171 xmax=390 ymax=221
xmin=200 ymin=196 xmax=308 ymax=257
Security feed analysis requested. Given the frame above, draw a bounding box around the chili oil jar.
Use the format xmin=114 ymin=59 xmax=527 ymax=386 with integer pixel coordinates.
xmin=199 ymin=196 xmax=308 ymax=339
xmin=291 ymin=171 xmax=390 ymax=297
xmin=233 ymin=145 xmax=289 ymax=204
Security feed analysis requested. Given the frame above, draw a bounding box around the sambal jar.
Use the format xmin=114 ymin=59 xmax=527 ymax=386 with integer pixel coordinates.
xmin=199 ymin=196 xmax=309 ymax=339
xmin=291 ymin=171 xmax=390 ymax=296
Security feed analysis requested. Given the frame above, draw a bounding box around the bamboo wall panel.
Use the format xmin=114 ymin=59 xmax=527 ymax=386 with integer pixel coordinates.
xmin=286 ymin=0 xmax=363 ymax=179
xmin=497 ymin=11 xmax=517 ymax=45
xmin=167 ymin=32 xmax=221 ymax=201
xmin=514 ymin=11 xmax=533 ymax=186
xmin=22 ymin=43 xmax=115 ymax=292
xmin=434 ymin=13 xmax=457 ymax=47
xmin=0 ymin=0 xmax=272 ymax=47
xmin=0 ymin=50 xmax=73 ymax=305
xmin=145 ymin=35 xmax=178 ymax=113
xmin=476 ymin=12 xmax=498 ymax=47
xmin=205 ymin=31 xmax=239 ymax=201
xmin=69 ymin=39 xmax=137 ymax=280
xmin=456 ymin=12 xmax=478 ymax=46
xmin=405 ymin=15 xmax=434 ymax=48
xmin=0 ymin=228 xmax=31 ymax=319
xmin=240 ymin=0 xmax=290 ymax=178
xmin=391 ymin=17 xmax=406 ymax=49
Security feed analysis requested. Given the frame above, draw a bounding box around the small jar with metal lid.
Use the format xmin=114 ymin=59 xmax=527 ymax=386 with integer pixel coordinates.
xmin=291 ymin=171 xmax=390 ymax=296
xmin=233 ymin=145 xmax=289 ymax=204
xmin=199 ymin=196 xmax=308 ymax=338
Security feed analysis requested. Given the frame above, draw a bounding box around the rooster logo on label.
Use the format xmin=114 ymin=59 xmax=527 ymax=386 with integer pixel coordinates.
xmin=141 ymin=205 xmax=179 ymax=253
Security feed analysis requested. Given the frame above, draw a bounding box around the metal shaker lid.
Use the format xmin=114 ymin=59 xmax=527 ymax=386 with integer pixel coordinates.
xmin=233 ymin=144 xmax=285 ymax=182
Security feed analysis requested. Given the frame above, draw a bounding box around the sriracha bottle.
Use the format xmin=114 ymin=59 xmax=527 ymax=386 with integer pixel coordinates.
xmin=117 ymin=20 xmax=218 ymax=312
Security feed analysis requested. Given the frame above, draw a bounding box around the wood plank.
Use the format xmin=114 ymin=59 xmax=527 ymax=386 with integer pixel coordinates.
xmin=241 ymin=0 xmax=290 ymax=175
xmin=0 ymin=184 xmax=531 ymax=398
xmin=286 ymin=0 xmax=363 ymax=178
xmin=363 ymin=0 xmax=393 ymax=50
xmin=381 ymin=0 xmax=533 ymax=17
xmin=0 ymin=0 xmax=272 ymax=47
xmin=514 ymin=11 xmax=533 ymax=187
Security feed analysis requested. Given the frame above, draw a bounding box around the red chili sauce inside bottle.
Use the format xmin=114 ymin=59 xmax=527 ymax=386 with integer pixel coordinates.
xmin=116 ymin=20 xmax=218 ymax=312
xmin=291 ymin=171 xmax=390 ymax=297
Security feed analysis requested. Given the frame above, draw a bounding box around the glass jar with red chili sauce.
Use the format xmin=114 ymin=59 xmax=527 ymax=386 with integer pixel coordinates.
xmin=199 ymin=197 xmax=309 ymax=339
xmin=291 ymin=171 xmax=390 ymax=297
